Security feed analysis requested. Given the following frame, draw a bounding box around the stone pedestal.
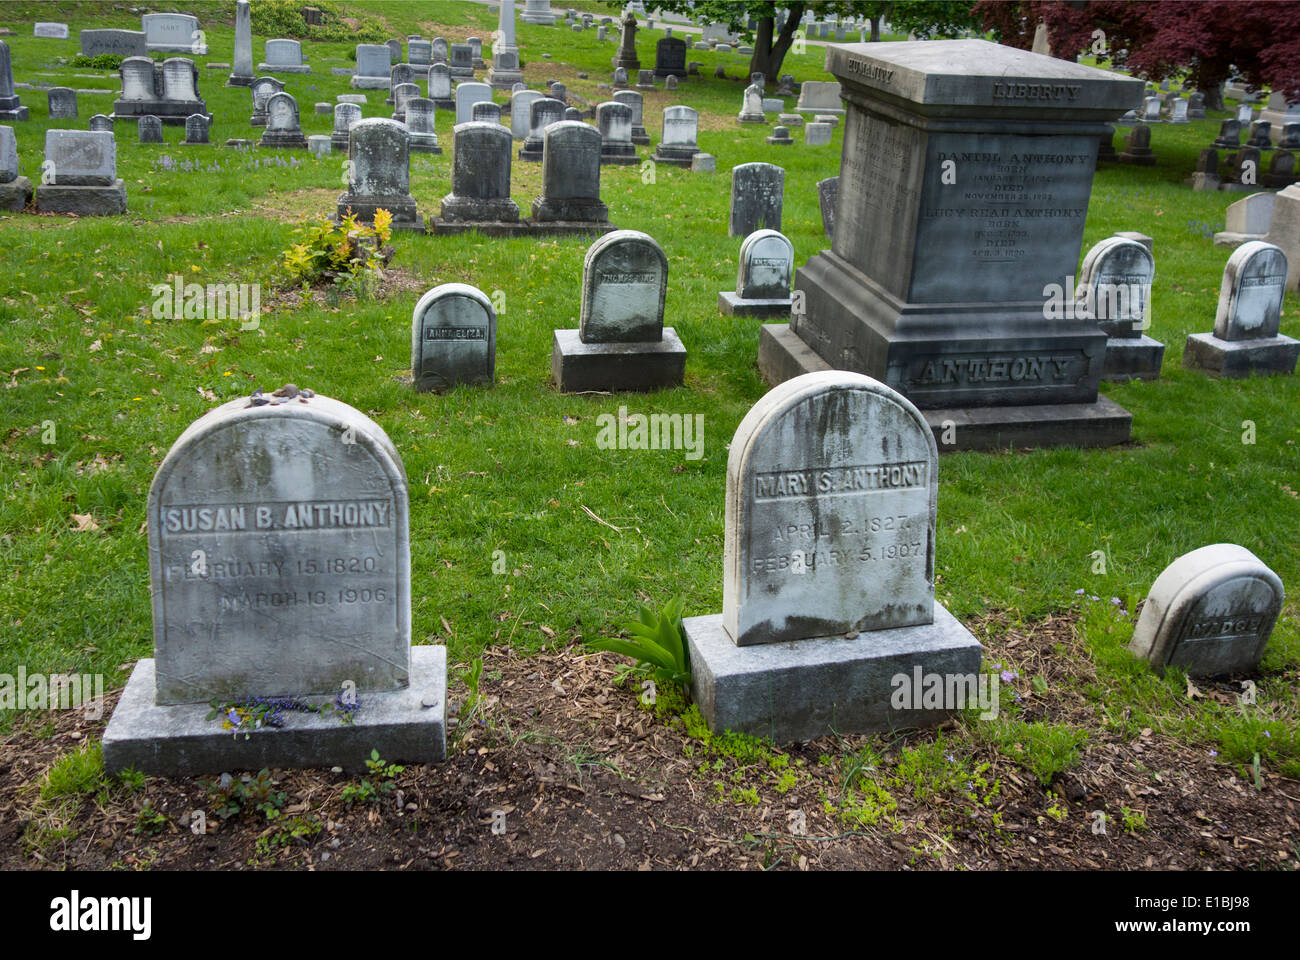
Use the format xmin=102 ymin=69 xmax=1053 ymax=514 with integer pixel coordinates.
xmin=551 ymin=327 xmax=686 ymax=392
xmin=718 ymin=292 xmax=791 ymax=317
xmin=762 ymin=39 xmax=1141 ymax=451
xmin=1183 ymin=333 xmax=1300 ymax=377
xmin=1101 ymin=335 xmax=1165 ymax=381
xmin=0 ymin=174 xmax=32 ymax=210
xmin=35 ymin=180 xmax=127 ymax=216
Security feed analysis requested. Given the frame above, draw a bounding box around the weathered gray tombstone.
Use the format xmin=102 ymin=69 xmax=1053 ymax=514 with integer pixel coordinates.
xmin=181 ymin=112 xmax=210 ymax=145
xmin=1213 ymin=118 xmax=1243 ymax=149
xmin=766 ymin=124 xmax=793 ymax=145
xmin=1141 ymin=96 xmax=1162 ymax=122
xmin=34 ymin=129 xmax=126 ymax=215
xmin=138 ymin=114 xmax=163 ymax=143
xmin=1264 ymin=149 xmax=1297 ymax=189
xmin=650 ymin=104 xmax=699 ymax=167
xmin=0 ymin=40 xmax=29 ymax=122
xmin=683 ymin=371 xmax=982 ymax=741
xmin=532 ymin=120 xmax=611 ymax=230
xmin=552 ymin=230 xmax=686 ymax=391
xmin=88 ymin=114 xmax=114 ymax=133
xmin=113 ymin=56 xmax=207 ymax=125
xmin=437 ymin=121 xmax=520 ymax=228
xmin=654 ymin=33 xmax=686 ymax=80
xmin=729 ymin=162 xmax=783 ymax=237
xmin=386 ymin=38 xmax=404 ymax=63
xmin=0 ymin=125 xmax=33 ymax=210
xmin=817 ymin=176 xmax=838 ymax=238
xmin=330 ymin=101 xmax=361 ymax=152
xmin=81 ymin=28 xmax=148 ymax=59
xmin=391 ymin=81 xmax=420 ymax=123
xmin=510 ymin=89 xmax=543 ymax=139
xmin=720 ymin=229 xmax=795 ymax=316
xmin=455 ymin=81 xmax=493 ymax=125
xmin=805 ymin=121 xmax=832 ymax=146
xmin=353 ymin=44 xmax=392 ymax=89
xmin=258 ymin=92 xmax=309 ymax=149
xmin=409 ymin=40 xmax=432 ymax=67
xmin=260 ymin=38 xmax=311 ymax=74
xmin=1119 ymin=123 xmax=1156 ymax=165
xmin=795 ymin=80 xmax=843 ymax=115
xmin=612 ymin=66 xmax=629 ymax=89
xmin=611 ymin=11 xmax=641 ymax=72
xmin=1214 ymin=192 xmax=1277 ymax=247
xmin=101 ymin=388 xmax=446 ymax=776
xmin=564 ymin=106 xmax=582 ymax=121
xmin=227 ymin=0 xmax=254 ymax=87
xmin=613 ymin=89 xmax=648 ymax=144
xmin=337 ymin=117 xmax=422 ymax=231
xmin=761 ymin=39 xmax=1142 ymax=451
xmin=450 ymin=43 xmax=474 ymax=78
xmin=411 ymin=284 xmax=496 ymax=391
xmin=1246 ymin=121 xmax=1273 ymax=149
xmin=1188 ymin=146 xmax=1221 ymax=191
xmin=738 ymin=83 xmax=765 ymax=123
xmin=428 ymin=63 xmax=454 ymax=109
xmin=1079 ymin=237 xmax=1162 ymax=381
xmin=636 ymin=69 xmax=655 ymax=90
xmin=1168 ymin=98 xmax=1188 ymax=123
xmin=308 ymin=134 xmax=331 ymax=157
xmin=471 ymin=100 xmax=502 ymax=124
xmin=432 ymin=37 xmax=448 ymax=64
xmin=1237 ymin=103 xmax=1254 ymax=124
xmin=521 ymin=0 xmax=558 ymax=25
xmin=1187 ymin=91 xmax=1206 ymax=119
xmin=388 ymin=62 xmax=415 ymax=104
xmin=405 ymin=98 xmax=442 ymax=154
xmin=550 ymin=81 xmax=567 ymax=103
xmin=1128 ymin=545 xmax=1284 ymax=677
xmin=35 ymin=23 xmax=70 ymax=39
xmin=778 ymin=73 xmax=796 ymax=97
xmin=142 ymin=12 xmax=205 ymax=54
xmin=519 ymin=96 xmax=564 ymax=161
xmin=1281 ymin=123 xmax=1300 ymax=149
xmin=1184 ymin=241 xmax=1298 ymax=376
xmin=1226 ymin=146 xmax=1263 ymax=191
xmin=249 ymin=76 xmax=284 ymax=126
xmin=469 ymin=37 xmax=486 ymax=70
xmin=665 ymin=74 xmax=678 ymax=91
xmin=46 ymin=87 xmax=78 ymax=120
xmin=597 ymin=101 xmax=637 ymax=165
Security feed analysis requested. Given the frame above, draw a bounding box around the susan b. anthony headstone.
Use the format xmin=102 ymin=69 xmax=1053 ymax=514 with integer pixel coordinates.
xmin=683 ymin=371 xmax=981 ymax=740
xmin=101 ymin=387 xmax=446 ymax=775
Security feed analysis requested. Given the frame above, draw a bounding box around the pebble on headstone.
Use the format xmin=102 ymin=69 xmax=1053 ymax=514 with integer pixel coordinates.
xmin=411 ymin=284 xmax=496 ymax=391
xmin=0 ymin=124 xmax=33 ymax=211
xmin=47 ymin=87 xmax=78 ymax=120
xmin=1184 ymin=241 xmax=1299 ymax=377
xmin=729 ymin=162 xmax=783 ymax=237
xmin=682 ymin=370 xmax=981 ymax=741
xmin=551 ymin=230 xmax=686 ymax=392
xmin=258 ymin=92 xmax=309 ymax=149
xmin=1079 ymin=236 xmax=1163 ymax=381
xmin=719 ymin=229 xmax=795 ymax=316
xmin=337 ymin=117 xmax=423 ymax=232
xmin=1128 ymin=544 xmax=1284 ymax=677
xmin=100 ymin=388 xmax=446 ymax=776
xmin=34 ymin=129 xmax=126 ymax=215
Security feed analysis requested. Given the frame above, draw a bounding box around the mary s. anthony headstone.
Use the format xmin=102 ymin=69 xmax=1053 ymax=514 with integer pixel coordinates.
xmin=683 ymin=371 xmax=982 ymax=741
xmin=227 ymin=0 xmax=254 ymax=87
xmin=1128 ymin=545 xmax=1283 ymax=678
xmin=0 ymin=41 xmax=29 ymax=122
xmin=1184 ymin=241 xmax=1298 ymax=377
xmin=411 ymin=284 xmax=496 ymax=391
xmin=719 ymin=229 xmax=795 ymax=316
xmin=337 ymin=117 xmax=422 ymax=232
xmin=0 ymin=125 xmax=33 ymax=210
xmin=258 ymin=92 xmax=308 ymax=149
xmin=650 ymin=105 xmax=700 ymax=167
xmin=1078 ymin=236 xmax=1163 ymax=381
xmin=760 ymin=39 xmax=1142 ymax=451
xmin=729 ymin=162 xmax=783 ymax=236
xmin=102 ymin=388 xmax=446 ymax=775
xmin=34 ymin=130 xmax=127 ymax=216
xmin=552 ymin=230 xmax=686 ymax=392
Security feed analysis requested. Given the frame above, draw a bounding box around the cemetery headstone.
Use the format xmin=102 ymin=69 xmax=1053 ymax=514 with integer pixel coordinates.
xmin=552 ymin=229 xmax=686 ymax=391
xmin=597 ymin=101 xmax=637 ymax=165
xmin=432 ymin=38 xmax=448 ymax=64
xmin=353 ymin=44 xmax=392 ymax=89
xmin=471 ymin=100 xmax=502 ymax=124
xmin=308 ymin=134 xmax=331 ymax=157
xmin=805 ymin=121 xmax=832 ymax=146
xmin=636 ymin=69 xmax=655 ymax=90
xmin=388 ymin=63 xmax=415 ymax=104
xmin=612 ymin=90 xmax=648 ymax=144
xmin=611 ymin=11 xmax=641 ymax=72
xmin=391 ymin=82 xmax=420 ymax=123
xmin=818 ymin=175 xmax=838 ymax=238
xmin=436 ymin=121 xmax=521 ymax=228
xmin=1119 ymin=123 xmax=1156 ymax=165
xmin=1184 ymin=240 xmax=1298 ymax=376
xmin=34 ymin=23 xmax=70 ymax=39
xmin=665 ymin=75 xmax=677 ymax=91
xmin=100 ymin=389 xmax=446 ymax=775
xmin=428 ymin=63 xmax=454 ymax=110
xmin=650 ymin=104 xmax=700 ymax=167
xmin=1263 ymin=149 xmax=1298 ymax=189
xmin=47 ymin=87 xmax=78 ymax=120
xmin=0 ymin=124 xmax=33 ymax=210
xmin=765 ymin=124 xmax=793 ymax=145
xmin=409 ymin=40 xmax=432 ymax=67
xmin=738 ymin=84 xmax=765 ymax=123
xmin=0 ymin=41 xmax=28 ymax=122
xmin=181 ymin=113 xmax=210 ymax=145
xmin=330 ymin=101 xmax=361 ymax=152
xmin=550 ymin=81 xmax=566 ymax=103
xmin=1214 ymin=192 xmax=1277 ymax=247
xmin=682 ymin=370 xmax=982 ymax=741
xmin=260 ymin=38 xmax=311 ymax=75
xmin=729 ymin=162 xmax=783 ymax=237
xmin=258 ymin=92 xmax=309 ymax=150
xmin=1188 ymin=146 xmax=1221 ymax=191
xmin=1168 ymin=98 xmax=1188 ymax=123
xmin=113 ymin=56 xmax=209 ymax=126
xmin=612 ymin=66 xmax=628 ymax=89
xmin=337 ymin=117 xmax=422 ymax=231
xmin=386 ymin=38 xmax=404 ymax=64
xmin=1212 ymin=119 xmax=1243 ymax=149
xmin=138 ymin=114 xmax=163 ymax=143
xmin=760 ymin=39 xmax=1141 ymax=450
xmin=1187 ymin=91 xmax=1206 ymax=119
xmin=519 ymin=96 xmax=565 ymax=161
xmin=34 ymin=129 xmax=126 ymax=215
xmin=1226 ymin=146 xmax=1262 ymax=191
xmin=719 ymin=229 xmax=795 ymax=316
xmin=510 ymin=89 xmax=543 ymax=140
xmin=248 ymin=76 xmax=283 ymax=127
xmin=455 ymin=81 xmax=493 ymax=125
xmin=1128 ymin=545 xmax=1284 ymax=677
xmin=88 ymin=114 xmax=114 ymax=133
xmin=1141 ymin=96 xmax=1162 ymax=122
xmin=795 ymin=80 xmax=844 ymax=115
xmin=411 ymin=284 xmax=496 ymax=391
xmin=532 ymin=120 xmax=612 ymax=231
xmin=654 ymin=32 xmax=686 ymax=80
xmin=82 ymin=29 xmax=148 ymax=60
xmin=142 ymin=13 xmax=206 ymax=54
xmin=1246 ymin=121 xmax=1273 ymax=150
xmin=1281 ymin=124 xmax=1300 ymax=149
xmin=1078 ymin=236 xmax=1163 ymax=381
xmin=521 ymin=0 xmax=558 ymax=26
xmin=405 ymin=98 xmax=442 ymax=154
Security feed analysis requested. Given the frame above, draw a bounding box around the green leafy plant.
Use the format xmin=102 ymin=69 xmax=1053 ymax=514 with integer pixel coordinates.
xmin=70 ymin=53 xmax=126 ymax=69
xmin=588 ymin=596 xmax=691 ymax=694
xmin=133 ymin=801 xmax=168 ymax=836
xmin=201 ymin=769 xmax=286 ymax=821
xmin=341 ymin=750 xmax=404 ymax=806
xmin=282 ymin=210 xmax=393 ymax=289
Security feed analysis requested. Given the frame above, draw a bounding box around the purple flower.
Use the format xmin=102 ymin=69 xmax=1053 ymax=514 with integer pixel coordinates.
xmin=1209 ymin=750 xmax=1218 ymax=757
xmin=1110 ymin=597 xmax=1122 ymax=606
xmin=1074 ymin=588 xmax=1085 ymax=595
xmin=1264 ymin=731 xmax=1271 ymax=739
xmin=1000 ymin=670 xmax=1015 ymax=683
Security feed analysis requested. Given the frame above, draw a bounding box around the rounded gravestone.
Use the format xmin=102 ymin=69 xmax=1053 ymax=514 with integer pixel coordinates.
xmin=410 ymin=283 xmax=497 ymax=391
xmin=580 ymin=229 xmax=667 ymax=343
xmin=1214 ymin=241 xmax=1288 ymax=340
xmin=722 ymin=371 xmax=938 ymax=647
xmin=737 ymin=229 xmax=794 ymax=300
xmin=534 ymin=120 xmax=607 ymax=223
xmin=1078 ymin=236 xmax=1154 ymax=337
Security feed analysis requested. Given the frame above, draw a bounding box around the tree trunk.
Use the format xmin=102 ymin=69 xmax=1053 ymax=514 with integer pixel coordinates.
xmin=871 ymin=16 xmax=881 ymax=42
xmin=748 ymin=4 xmax=805 ymax=81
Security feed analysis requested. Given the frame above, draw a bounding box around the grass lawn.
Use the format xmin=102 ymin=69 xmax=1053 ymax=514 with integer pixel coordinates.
xmin=0 ymin=1 xmax=1297 ymax=871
